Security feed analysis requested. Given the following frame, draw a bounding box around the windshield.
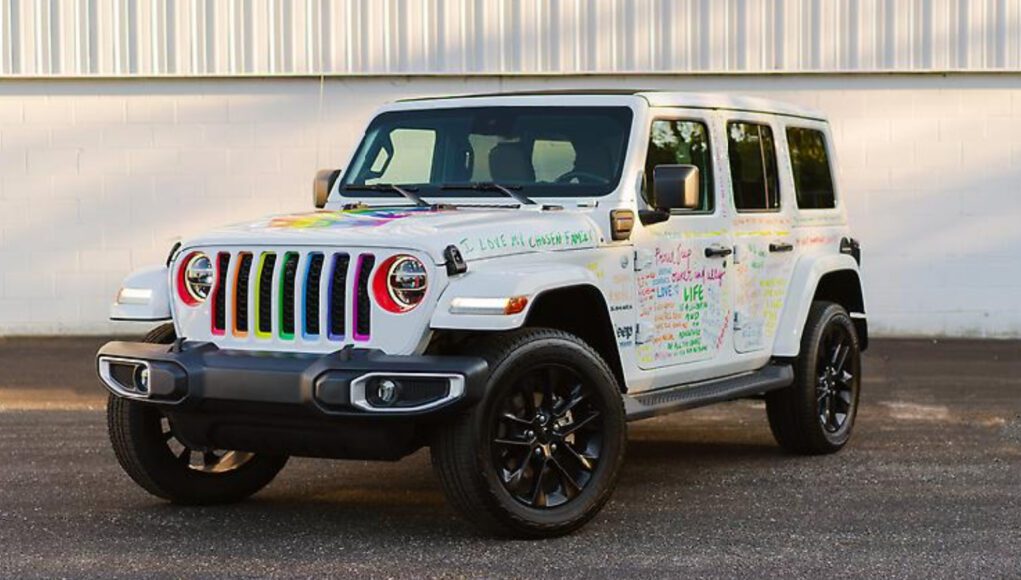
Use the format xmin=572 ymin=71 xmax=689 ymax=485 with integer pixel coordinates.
xmin=338 ymin=106 xmax=634 ymax=199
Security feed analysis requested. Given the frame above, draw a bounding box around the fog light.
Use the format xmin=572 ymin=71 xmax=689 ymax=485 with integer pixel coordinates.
xmin=133 ymin=366 xmax=150 ymax=394
xmin=348 ymin=374 xmax=465 ymax=412
xmin=376 ymin=379 xmax=400 ymax=406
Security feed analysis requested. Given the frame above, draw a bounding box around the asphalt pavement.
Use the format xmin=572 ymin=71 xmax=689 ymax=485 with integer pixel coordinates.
xmin=0 ymin=336 xmax=1018 ymax=578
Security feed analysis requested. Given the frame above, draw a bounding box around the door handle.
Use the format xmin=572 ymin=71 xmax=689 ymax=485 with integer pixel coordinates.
xmin=704 ymin=245 xmax=733 ymax=259
xmin=769 ymin=241 xmax=794 ymax=253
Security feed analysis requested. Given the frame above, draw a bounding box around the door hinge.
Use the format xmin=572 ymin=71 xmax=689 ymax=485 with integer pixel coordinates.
xmin=733 ymin=311 xmax=742 ymax=331
xmin=635 ymin=322 xmax=655 ymax=345
xmin=634 ymin=249 xmax=654 ymax=272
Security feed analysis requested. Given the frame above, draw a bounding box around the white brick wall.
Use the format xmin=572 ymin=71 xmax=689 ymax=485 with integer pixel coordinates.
xmin=1 ymin=74 xmax=1019 ymax=337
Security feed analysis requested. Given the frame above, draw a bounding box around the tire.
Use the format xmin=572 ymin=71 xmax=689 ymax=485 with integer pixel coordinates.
xmin=431 ymin=328 xmax=627 ymax=538
xmin=766 ymin=301 xmax=862 ymax=455
xmin=107 ymin=323 xmax=288 ymax=505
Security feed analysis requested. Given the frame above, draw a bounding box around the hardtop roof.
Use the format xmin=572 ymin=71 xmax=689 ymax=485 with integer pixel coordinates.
xmin=397 ymin=89 xmax=826 ymax=122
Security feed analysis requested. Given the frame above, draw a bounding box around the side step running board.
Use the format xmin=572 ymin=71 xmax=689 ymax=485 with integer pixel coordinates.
xmin=624 ymin=364 xmax=794 ymax=421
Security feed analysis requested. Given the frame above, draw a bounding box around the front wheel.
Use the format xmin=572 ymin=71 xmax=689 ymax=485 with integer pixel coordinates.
xmin=431 ymin=328 xmax=627 ymax=538
xmin=106 ymin=324 xmax=288 ymax=505
xmin=766 ymin=301 xmax=862 ymax=454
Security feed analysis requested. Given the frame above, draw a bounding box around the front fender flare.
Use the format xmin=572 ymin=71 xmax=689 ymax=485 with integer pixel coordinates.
xmin=109 ymin=265 xmax=172 ymax=322
xmin=430 ymin=263 xmax=600 ymax=331
xmin=773 ymin=254 xmax=865 ymax=357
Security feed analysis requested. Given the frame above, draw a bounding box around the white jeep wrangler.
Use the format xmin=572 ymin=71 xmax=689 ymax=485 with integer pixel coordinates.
xmin=98 ymin=90 xmax=866 ymax=538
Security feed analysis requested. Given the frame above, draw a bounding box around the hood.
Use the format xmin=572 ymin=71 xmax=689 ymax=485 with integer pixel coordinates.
xmin=182 ymin=206 xmax=604 ymax=263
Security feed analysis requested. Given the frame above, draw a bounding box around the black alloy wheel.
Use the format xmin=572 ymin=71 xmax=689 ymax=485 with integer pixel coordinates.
xmin=766 ymin=301 xmax=862 ymax=455
xmin=816 ymin=322 xmax=856 ymax=434
xmin=431 ymin=328 xmax=626 ymax=538
xmin=491 ymin=363 xmax=604 ymax=509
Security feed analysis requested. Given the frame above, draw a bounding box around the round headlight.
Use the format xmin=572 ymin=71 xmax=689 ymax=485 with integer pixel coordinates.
xmin=373 ymin=255 xmax=428 ymax=313
xmin=178 ymin=252 xmax=213 ymax=305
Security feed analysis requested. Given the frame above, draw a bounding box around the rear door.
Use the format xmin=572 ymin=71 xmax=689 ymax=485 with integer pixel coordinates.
xmin=724 ymin=115 xmax=798 ymax=354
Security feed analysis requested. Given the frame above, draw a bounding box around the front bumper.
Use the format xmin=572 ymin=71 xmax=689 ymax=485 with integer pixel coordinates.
xmin=97 ymin=341 xmax=488 ymax=460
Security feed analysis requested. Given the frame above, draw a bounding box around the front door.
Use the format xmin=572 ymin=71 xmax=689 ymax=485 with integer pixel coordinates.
xmin=634 ymin=114 xmax=733 ymax=371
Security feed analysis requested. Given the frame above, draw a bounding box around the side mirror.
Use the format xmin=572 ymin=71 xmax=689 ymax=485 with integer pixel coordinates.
xmin=313 ymin=169 xmax=342 ymax=209
xmin=651 ymin=164 xmax=700 ymax=212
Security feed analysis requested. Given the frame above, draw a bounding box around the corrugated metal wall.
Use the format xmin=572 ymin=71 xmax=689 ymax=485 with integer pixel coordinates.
xmin=2 ymin=0 xmax=1019 ymax=77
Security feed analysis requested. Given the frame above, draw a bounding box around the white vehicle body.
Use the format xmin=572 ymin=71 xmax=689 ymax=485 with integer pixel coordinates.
xmin=99 ymin=91 xmax=868 ymax=537
xmin=111 ymin=91 xmax=866 ymax=398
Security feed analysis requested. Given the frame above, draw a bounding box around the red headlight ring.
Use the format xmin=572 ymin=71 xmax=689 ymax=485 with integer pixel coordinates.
xmin=176 ymin=251 xmax=202 ymax=306
xmin=372 ymin=255 xmax=427 ymax=313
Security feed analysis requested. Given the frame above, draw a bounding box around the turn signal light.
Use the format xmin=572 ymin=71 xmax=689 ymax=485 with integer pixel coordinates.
xmin=610 ymin=209 xmax=635 ymax=241
xmin=505 ymin=296 xmax=528 ymax=314
xmin=449 ymin=296 xmax=529 ymax=315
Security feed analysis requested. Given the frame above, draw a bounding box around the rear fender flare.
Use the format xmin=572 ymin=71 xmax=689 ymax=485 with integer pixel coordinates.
xmin=773 ymin=254 xmax=865 ymax=357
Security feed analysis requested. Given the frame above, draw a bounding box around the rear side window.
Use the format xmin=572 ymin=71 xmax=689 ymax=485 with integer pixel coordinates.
xmin=787 ymin=127 xmax=836 ymax=209
xmin=727 ymin=122 xmax=780 ymax=212
xmin=643 ymin=119 xmax=714 ymax=212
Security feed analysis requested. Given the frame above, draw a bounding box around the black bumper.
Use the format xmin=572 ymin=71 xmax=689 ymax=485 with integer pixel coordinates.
xmin=97 ymin=341 xmax=488 ymax=460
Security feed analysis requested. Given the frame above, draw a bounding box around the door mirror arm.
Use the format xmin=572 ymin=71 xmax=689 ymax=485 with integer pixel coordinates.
xmin=638 ymin=209 xmax=670 ymax=226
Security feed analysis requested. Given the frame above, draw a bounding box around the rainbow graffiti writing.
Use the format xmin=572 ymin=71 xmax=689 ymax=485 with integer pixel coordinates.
xmin=265 ymin=207 xmax=442 ymax=230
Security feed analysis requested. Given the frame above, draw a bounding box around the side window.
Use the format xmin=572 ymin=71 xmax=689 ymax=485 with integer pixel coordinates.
xmin=787 ymin=127 xmax=836 ymax=209
xmin=643 ymin=119 xmax=714 ymax=212
xmin=365 ymin=128 xmax=436 ymax=185
xmin=727 ymin=121 xmax=780 ymax=212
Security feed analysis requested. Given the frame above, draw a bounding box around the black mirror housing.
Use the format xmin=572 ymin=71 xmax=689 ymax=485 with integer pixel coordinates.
xmin=651 ymin=164 xmax=700 ymax=212
xmin=313 ymin=169 xmax=342 ymax=209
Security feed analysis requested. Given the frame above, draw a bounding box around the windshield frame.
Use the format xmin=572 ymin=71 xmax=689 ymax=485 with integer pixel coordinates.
xmin=335 ymin=105 xmax=636 ymax=201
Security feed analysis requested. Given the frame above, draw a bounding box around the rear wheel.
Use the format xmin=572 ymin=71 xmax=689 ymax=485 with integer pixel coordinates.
xmin=431 ymin=328 xmax=627 ymax=538
xmin=107 ymin=324 xmax=288 ymax=504
xmin=766 ymin=302 xmax=862 ymax=454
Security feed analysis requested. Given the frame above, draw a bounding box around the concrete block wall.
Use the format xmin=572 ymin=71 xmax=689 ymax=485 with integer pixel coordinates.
xmin=0 ymin=74 xmax=1019 ymax=337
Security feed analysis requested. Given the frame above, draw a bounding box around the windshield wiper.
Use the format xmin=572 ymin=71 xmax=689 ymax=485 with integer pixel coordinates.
xmin=342 ymin=183 xmax=429 ymax=207
xmin=440 ymin=182 xmax=536 ymax=206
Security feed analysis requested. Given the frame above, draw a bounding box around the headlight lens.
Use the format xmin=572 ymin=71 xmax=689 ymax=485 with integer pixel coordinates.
xmin=373 ymin=255 xmax=428 ymax=313
xmin=178 ymin=252 xmax=213 ymax=305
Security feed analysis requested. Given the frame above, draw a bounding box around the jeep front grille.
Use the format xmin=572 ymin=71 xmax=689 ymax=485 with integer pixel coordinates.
xmin=204 ymin=249 xmax=376 ymax=344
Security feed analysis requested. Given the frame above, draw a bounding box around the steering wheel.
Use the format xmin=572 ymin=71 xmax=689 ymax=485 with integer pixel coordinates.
xmin=555 ymin=170 xmax=608 ymax=184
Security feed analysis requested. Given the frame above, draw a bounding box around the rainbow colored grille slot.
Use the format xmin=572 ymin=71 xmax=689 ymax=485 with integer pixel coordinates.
xmin=255 ymin=252 xmax=277 ymax=339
